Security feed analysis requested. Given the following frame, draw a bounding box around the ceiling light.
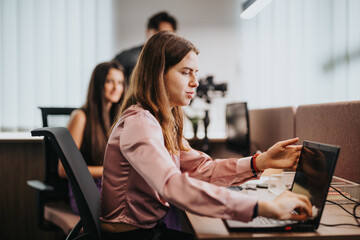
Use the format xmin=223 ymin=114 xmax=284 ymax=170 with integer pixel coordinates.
xmin=240 ymin=0 xmax=272 ymax=19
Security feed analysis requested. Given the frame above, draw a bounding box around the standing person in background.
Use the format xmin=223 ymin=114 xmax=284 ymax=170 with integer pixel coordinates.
xmin=114 ymin=11 xmax=177 ymax=83
xmin=100 ymin=31 xmax=312 ymax=240
xmin=58 ymin=60 xmax=126 ymax=214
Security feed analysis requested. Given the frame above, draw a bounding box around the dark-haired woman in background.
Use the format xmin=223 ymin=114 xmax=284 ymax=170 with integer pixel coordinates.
xmin=58 ymin=60 xmax=126 ymax=214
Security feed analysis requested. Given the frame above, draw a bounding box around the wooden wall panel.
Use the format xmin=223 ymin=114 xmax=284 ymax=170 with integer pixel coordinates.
xmin=0 ymin=139 xmax=64 ymax=240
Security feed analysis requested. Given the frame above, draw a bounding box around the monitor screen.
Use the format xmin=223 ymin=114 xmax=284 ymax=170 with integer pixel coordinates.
xmin=226 ymin=102 xmax=250 ymax=155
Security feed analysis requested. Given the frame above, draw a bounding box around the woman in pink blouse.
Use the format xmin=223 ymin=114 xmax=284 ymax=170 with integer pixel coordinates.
xmin=100 ymin=31 xmax=312 ymax=240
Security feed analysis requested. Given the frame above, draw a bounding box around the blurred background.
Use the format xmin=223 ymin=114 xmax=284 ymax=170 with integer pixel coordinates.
xmin=1 ymin=0 xmax=359 ymax=138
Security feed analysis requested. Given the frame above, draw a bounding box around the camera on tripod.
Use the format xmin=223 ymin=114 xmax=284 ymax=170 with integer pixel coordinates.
xmin=187 ymin=75 xmax=228 ymax=152
xmin=196 ymin=76 xmax=227 ymax=103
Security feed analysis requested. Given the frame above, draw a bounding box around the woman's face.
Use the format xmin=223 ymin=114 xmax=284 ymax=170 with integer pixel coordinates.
xmin=104 ymin=68 xmax=125 ymax=104
xmin=164 ymin=50 xmax=199 ymax=107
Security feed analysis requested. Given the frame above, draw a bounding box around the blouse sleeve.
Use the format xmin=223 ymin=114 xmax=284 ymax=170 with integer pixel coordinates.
xmin=179 ymin=138 xmax=259 ymax=186
xmin=120 ymin=111 xmax=258 ymax=222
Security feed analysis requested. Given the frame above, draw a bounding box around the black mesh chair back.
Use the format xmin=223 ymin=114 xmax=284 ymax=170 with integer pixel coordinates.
xmin=31 ymin=127 xmax=101 ymax=240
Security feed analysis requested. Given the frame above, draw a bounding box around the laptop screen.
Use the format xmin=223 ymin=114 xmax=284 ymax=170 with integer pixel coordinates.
xmin=291 ymin=141 xmax=340 ymax=228
xmin=226 ymin=102 xmax=250 ymax=156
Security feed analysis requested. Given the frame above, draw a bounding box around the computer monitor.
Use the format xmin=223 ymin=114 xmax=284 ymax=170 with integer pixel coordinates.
xmin=226 ymin=102 xmax=250 ymax=156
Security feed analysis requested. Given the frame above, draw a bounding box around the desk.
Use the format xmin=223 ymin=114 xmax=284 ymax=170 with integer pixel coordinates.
xmin=0 ymin=132 xmax=63 ymax=240
xmin=186 ymin=188 xmax=360 ymax=240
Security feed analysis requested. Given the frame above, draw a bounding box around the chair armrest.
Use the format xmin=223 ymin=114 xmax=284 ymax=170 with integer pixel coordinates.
xmin=27 ymin=180 xmax=54 ymax=191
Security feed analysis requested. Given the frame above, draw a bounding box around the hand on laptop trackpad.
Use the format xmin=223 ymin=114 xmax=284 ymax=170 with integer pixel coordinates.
xmin=291 ymin=205 xmax=318 ymax=220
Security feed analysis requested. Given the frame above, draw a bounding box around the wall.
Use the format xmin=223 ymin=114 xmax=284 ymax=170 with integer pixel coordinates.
xmin=0 ymin=0 xmax=115 ymax=131
xmin=238 ymin=0 xmax=360 ymax=110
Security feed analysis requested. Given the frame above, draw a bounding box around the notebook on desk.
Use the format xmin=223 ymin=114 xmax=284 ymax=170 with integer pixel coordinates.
xmin=225 ymin=140 xmax=340 ymax=232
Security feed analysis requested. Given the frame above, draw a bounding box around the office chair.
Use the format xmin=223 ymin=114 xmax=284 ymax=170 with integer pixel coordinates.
xmin=39 ymin=107 xmax=77 ymax=127
xmin=31 ymin=127 xmax=101 ymax=240
xmin=27 ymin=107 xmax=79 ymax=235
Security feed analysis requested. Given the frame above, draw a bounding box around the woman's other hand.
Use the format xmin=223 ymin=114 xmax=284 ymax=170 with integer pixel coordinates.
xmin=258 ymin=190 xmax=312 ymax=221
xmin=255 ymin=138 xmax=302 ymax=171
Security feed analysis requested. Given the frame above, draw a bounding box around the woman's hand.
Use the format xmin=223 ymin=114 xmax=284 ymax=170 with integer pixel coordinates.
xmin=255 ymin=138 xmax=302 ymax=171
xmin=258 ymin=190 xmax=312 ymax=221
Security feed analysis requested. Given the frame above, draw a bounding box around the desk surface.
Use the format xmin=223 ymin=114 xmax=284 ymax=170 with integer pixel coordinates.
xmin=0 ymin=131 xmax=43 ymax=142
xmin=186 ymin=188 xmax=360 ymax=240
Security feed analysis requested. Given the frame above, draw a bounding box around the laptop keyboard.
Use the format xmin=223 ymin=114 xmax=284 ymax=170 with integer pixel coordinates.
xmin=256 ymin=217 xmax=297 ymax=225
xmin=227 ymin=185 xmax=298 ymax=226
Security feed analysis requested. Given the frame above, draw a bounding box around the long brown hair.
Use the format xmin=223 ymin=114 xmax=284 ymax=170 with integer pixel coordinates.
xmin=82 ymin=60 xmax=126 ymax=165
xmin=119 ymin=31 xmax=198 ymax=154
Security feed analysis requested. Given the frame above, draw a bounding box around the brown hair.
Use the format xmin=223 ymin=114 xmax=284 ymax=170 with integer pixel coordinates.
xmin=119 ymin=31 xmax=198 ymax=154
xmin=81 ymin=60 xmax=126 ymax=165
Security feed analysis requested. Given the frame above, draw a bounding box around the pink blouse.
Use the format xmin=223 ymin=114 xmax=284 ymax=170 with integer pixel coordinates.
xmin=100 ymin=104 xmax=259 ymax=228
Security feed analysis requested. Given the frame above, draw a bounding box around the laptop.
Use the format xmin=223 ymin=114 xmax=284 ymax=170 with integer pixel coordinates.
xmin=225 ymin=140 xmax=340 ymax=232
